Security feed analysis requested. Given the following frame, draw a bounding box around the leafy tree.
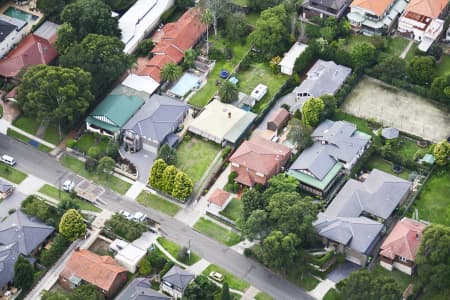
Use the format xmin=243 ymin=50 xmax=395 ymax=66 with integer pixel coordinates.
xmin=205 ymin=0 xmax=230 ymax=38
xmin=105 ymin=214 xmax=147 ymax=241
xmin=287 ymin=121 xmax=313 ymax=150
xmin=249 ymin=4 xmax=289 ymax=58
xmin=433 ymin=140 xmax=450 ymax=166
xmin=36 ymin=0 xmax=69 ymax=20
xmin=320 ymin=95 xmax=337 ymax=120
xmin=219 ymin=80 xmax=238 ymax=103
xmin=262 ymin=231 xmax=298 ymax=272
xmin=371 ymin=56 xmax=406 ymax=83
xmin=13 ymin=255 xmax=34 ymax=290
xmin=201 ymin=8 xmax=213 ymax=57
xmin=157 ymin=144 xmax=177 ymax=165
xmin=149 ymin=159 xmax=168 ymax=190
xmin=103 ymin=0 xmax=137 ymax=11
xmin=247 ymin=0 xmax=283 ymax=11
xmin=162 ymin=165 xmax=178 ymax=195
xmin=134 ymin=39 xmax=154 ymax=57
xmin=70 ymin=284 xmax=104 ymax=300
xmin=224 ymin=13 xmax=249 ymax=42
xmin=262 ymin=174 xmax=298 ymax=200
xmin=430 ymin=73 xmax=450 ymax=104
xmin=105 ymin=139 xmax=119 ymax=160
xmin=184 ymin=274 xmax=219 ymax=300
xmin=243 ymin=209 xmax=270 ymax=240
xmin=138 ymin=258 xmax=152 ymax=275
xmin=60 ymin=34 xmax=132 ymax=97
xmin=41 ymin=291 xmax=68 ymax=300
xmin=183 ymin=49 xmax=196 ymax=69
xmin=220 ymin=282 xmax=231 ymax=300
xmin=160 ymin=63 xmax=182 ymax=83
xmin=302 ymin=97 xmax=325 ymax=127
xmin=172 ymin=171 xmax=193 ymax=200
xmin=21 ymin=195 xmax=60 ymax=226
xmin=39 ymin=234 xmax=70 ymax=267
xmin=17 ymin=65 xmax=93 ymax=138
xmin=407 ymin=56 xmax=436 ymax=85
xmin=57 ymin=198 xmax=80 ymax=214
xmin=55 ymin=23 xmax=78 ymax=54
xmin=416 ymin=224 xmax=450 ymax=292
xmin=97 ymin=156 xmax=115 ymax=175
xmin=242 ymin=189 xmax=265 ymax=220
xmin=351 ymin=42 xmax=377 ymax=71
xmin=59 ymin=209 xmax=86 ymax=241
xmin=176 ymin=0 xmax=195 ymax=9
xmin=340 ymin=269 xmax=401 ymax=300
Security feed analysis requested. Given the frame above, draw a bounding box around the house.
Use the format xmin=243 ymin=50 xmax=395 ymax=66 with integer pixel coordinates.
xmin=116 ymin=278 xmax=170 ymax=300
xmin=379 ymin=217 xmax=427 ymax=275
xmin=86 ymin=85 xmax=146 ymax=138
xmin=0 ymin=21 xmax=58 ymax=78
xmin=314 ymin=169 xmax=412 ymax=266
xmin=0 ymin=15 xmax=26 ymax=59
xmin=279 ymin=43 xmax=308 ymax=75
xmin=0 ymin=179 xmax=14 ymax=199
xmin=188 ymin=100 xmax=257 ymax=146
xmin=347 ymin=0 xmax=409 ymax=35
xmin=267 ymin=108 xmax=290 ymax=133
xmin=288 ymin=120 xmax=371 ymax=196
xmin=398 ymin=0 xmax=448 ymax=51
xmin=160 ymin=265 xmax=194 ymax=299
xmin=119 ymin=0 xmax=174 ymax=54
xmin=0 ymin=211 xmax=54 ymax=292
xmin=292 ymin=60 xmax=351 ymax=112
xmin=122 ymin=94 xmax=188 ymax=154
xmin=229 ymin=136 xmax=291 ymax=187
xmin=302 ymin=0 xmax=353 ymax=20
xmin=60 ymin=249 xmax=127 ymax=298
xmin=207 ymin=188 xmax=232 ymax=211
xmin=381 ymin=127 xmax=399 ymax=140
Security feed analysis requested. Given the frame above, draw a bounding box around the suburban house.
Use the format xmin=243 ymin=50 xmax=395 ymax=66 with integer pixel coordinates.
xmin=0 ymin=15 xmax=27 ymax=59
xmin=207 ymin=188 xmax=232 ymax=212
xmin=267 ymin=107 xmax=290 ymax=133
xmin=302 ymin=0 xmax=353 ymax=20
xmin=122 ymin=94 xmax=188 ymax=154
xmin=314 ymin=169 xmax=412 ymax=266
xmin=229 ymin=136 xmax=291 ymax=187
xmin=292 ymin=60 xmax=351 ymax=112
xmin=279 ymin=42 xmax=308 ymax=75
xmin=0 ymin=179 xmax=14 ymax=199
xmin=60 ymin=249 xmax=128 ymax=298
xmin=86 ymin=85 xmax=147 ymax=138
xmin=398 ymin=0 xmax=448 ymax=51
xmin=188 ymin=100 xmax=257 ymax=146
xmin=0 ymin=21 xmax=58 ymax=79
xmin=116 ymin=278 xmax=170 ymax=300
xmin=0 ymin=211 xmax=54 ymax=292
xmin=160 ymin=265 xmax=194 ymax=299
xmin=379 ymin=217 xmax=427 ymax=275
xmin=288 ymin=120 xmax=371 ymax=196
xmin=347 ymin=0 xmax=409 ymax=35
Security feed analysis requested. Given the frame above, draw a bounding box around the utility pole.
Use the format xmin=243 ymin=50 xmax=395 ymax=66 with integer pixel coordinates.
xmin=188 ymin=239 xmax=191 ymax=263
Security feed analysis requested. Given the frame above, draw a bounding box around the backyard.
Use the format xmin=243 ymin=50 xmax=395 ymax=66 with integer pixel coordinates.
xmin=136 ymin=191 xmax=180 ymax=217
xmin=156 ymin=236 xmax=200 ymax=266
xmin=38 ymin=184 xmax=101 ymax=212
xmin=366 ymin=156 xmax=411 ymax=180
xmin=175 ymin=137 xmax=221 ymax=184
xmin=202 ymin=264 xmax=250 ymax=292
xmin=371 ymin=265 xmax=412 ymax=291
xmin=193 ymin=217 xmax=241 ymax=246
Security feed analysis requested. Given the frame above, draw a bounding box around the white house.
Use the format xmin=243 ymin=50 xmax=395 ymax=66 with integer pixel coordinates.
xmin=279 ymin=42 xmax=308 ymax=75
xmin=0 ymin=16 xmax=27 ymax=58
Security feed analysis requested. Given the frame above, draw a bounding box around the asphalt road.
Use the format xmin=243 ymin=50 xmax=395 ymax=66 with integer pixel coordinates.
xmin=0 ymin=134 xmax=313 ymax=300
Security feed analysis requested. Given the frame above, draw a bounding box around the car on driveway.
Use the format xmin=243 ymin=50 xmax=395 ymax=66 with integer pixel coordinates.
xmin=119 ymin=210 xmax=133 ymax=220
xmin=209 ymin=271 xmax=224 ymax=282
xmin=132 ymin=211 xmax=147 ymax=222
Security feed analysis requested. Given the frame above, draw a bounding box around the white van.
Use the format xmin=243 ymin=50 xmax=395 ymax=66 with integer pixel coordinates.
xmin=0 ymin=155 xmax=16 ymax=166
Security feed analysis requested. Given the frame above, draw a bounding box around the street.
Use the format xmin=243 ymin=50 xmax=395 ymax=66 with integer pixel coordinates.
xmin=0 ymin=134 xmax=313 ymax=300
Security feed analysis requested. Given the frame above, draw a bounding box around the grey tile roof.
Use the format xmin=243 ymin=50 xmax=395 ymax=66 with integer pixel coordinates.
xmin=116 ymin=278 xmax=170 ymax=300
xmin=290 ymin=143 xmax=337 ymax=180
xmin=0 ymin=18 xmax=16 ymax=43
xmin=309 ymin=0 xmax=349 ymax=10
xmin=33 ymin=21 xmax=59 ymax=40
xmin=0 ymin=180 xmax=12 ymax=193
xmin=123 ymin=94 xmax=188 ymax=144
xmin=162 ymin=265 xmax=194 ymax=291
xmin=381 ymin=127 xmax=399 ymax=140
xmin=0 ymin=243 xmax=19 ymax=289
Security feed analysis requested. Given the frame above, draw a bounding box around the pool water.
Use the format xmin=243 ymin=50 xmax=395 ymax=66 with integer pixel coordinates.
xmin=3 ymin=7 xmax=38 ymax=23
xmin=169 ymin=73 xmax=201 ymax=98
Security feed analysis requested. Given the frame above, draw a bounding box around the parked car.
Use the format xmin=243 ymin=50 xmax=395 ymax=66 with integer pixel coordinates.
xmin=63 ymin=180 xmax=75 ymax=192
xmin=133 ymin=212 xmax=147 ymax=222
xmin=209 ymin=271 xmax=224 ymax=282
xmin=0 ymin=155 xmax=16 ymax=166
xmin=119 ymin=210 xmax=133 ymax=220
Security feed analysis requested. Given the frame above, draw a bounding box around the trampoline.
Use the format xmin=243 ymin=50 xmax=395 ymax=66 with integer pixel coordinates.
xmin=229 ymin=76 xmax=239 ymax=85
xmin=219 ymin=70 xmax=230 ymax=79
xmin=169 ymin=73 xmax=201 ymax=98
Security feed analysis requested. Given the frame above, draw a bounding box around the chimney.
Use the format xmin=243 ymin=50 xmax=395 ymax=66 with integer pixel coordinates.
xmin=228 ymin=112 xmax=231 ymax=118
xmin=415 ymin=233 xmax=420 ymax=240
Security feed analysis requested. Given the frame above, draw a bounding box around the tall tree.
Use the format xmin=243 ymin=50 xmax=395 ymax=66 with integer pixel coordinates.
xmin=60 ymin=34 xmax=132 ymax=97
xmin=262 ymin=231 xmax=298 ymax=272
xmin=97 ymin=156 xmax=115 ymax=175
xmin=430 ymin=73 xmax=450 ymax=104
xmin=205 ymin=0 xmax=230 ymax=38
xmin=103 ymin=0 xmax=136 ymax=11
xmin=220 ymin=282 xmax=231 ymax=300
xmin=224 ymin=13 xmax=249 ymax=42
xmin=320 ymin=95 xmax=337 ymax=120
xmin=183 ymin=49 xmax=196 ymax=69
xmin=262 ymin=174 xmax=298 ymax=200
xmin=184 ymin=274 xmax=219 ymax=300
xmin=241 ymin=189 xmax=265 ymax=220
xmin=157 ymin=144 xmax=177 ymax=165
xmin=219 ymin=80 xmax=238 ymax=103
xmin=302 ymin=97 xmax=325 ymax=127
xmin=351 ymin=42 xmax=377 ymax=71
xmin=70 ymin=284 xmax=104 ymax=300
xmin=243 ymin=209 xmax=270 ymax=240
xmin=16 ymin=65 xmax=94 ymax=138
xmin=149 ymin=159 xmax=168 ymax=190
xmin=200 ymin=8 xmax=213 ymax=58
xmin=162 ymin=165 xmax=178 ymax=195
xmin=36 ymin=0 xmax=69 ymax=20
xmin=160 ymin=63 xmax=182 ymax=83
xmin=407 ymin=56 xmax=436 ymax=85
xmin=433 ymin=140 xmax=450 ymax=166
xmin=372 ymin=56 xmax=407 ymax=83
xmin=172 ymin=171 xmax=194 ymax=200
xmin=13 ymin=255 xmax=34 ymax=290
xmin=55 ymin=23 xmax=78 ymax=54
xmin=59 ymin=209 xmax=87 ymax=241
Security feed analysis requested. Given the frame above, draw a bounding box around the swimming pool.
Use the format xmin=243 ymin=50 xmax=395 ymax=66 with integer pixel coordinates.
xmin=169 ymin=73 xmax=201 ymax=98
xmin=3 ymin=7 xmax=38 ymax=23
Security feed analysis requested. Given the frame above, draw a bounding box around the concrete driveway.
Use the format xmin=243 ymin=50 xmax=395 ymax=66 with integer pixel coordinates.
xmin=120 ymin=147 xmax=156 ymax=183
xmin=327 ymin=261 xmax=361 ymax=283
xmin=0 ymin=189 xmax=27 ymax=219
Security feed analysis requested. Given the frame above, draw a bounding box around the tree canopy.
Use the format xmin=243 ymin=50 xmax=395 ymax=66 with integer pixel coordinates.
xmin=433 ymin=140 xmax=450 ymax=166
xmin=407 ymin=56 xmax=436 ymax=85
xmin=70 ymin=284 xmax=105 ymax=300
xmin=184 ymin=274 xmax=219 ymax=300
xmin=149 ymin=159 xmax=168 ymax=190
xmin=262 ymin=231 xmax=298 ymax=271
xmin=172 ymin=171 xmax=194 ymax=201
xmin=351 ymin=42 xmax=377 ymax=71
xmin=302 ymin=97 xmax=325 ymax=127
xmin=13 ymin=255 xmax=34 ymax=290
xmin=431 ymin=73 xmax=450 ymax=104
xmin=157 ymin=144 xmax=177 ymax=165
xmin=59 ymin=209 xmax=87 ymax=241
xmin=219 ymin=80 xmax=238 ymax=103
xmin=160 ymin=63 xmax=182 ymax=83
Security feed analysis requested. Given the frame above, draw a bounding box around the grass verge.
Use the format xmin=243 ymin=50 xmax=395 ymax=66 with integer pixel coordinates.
xmin=202 ymin=264 xmax=250 ymax=292
xmin=156 ymin=237 xmax=201 ymax=266
xmin=38 ymin=184 xmax=101 ymax=212
xmin=0 ymin=165 xmax=27 ymax=184
xmin=193 ymin=217 xmax=241 ymax=246
xmin=13 ymin=116 xmax=40 ymax=134
xmin=255 ymin=292 xmax=274 ymax=300
xmin=136 ymin=191 xmax=180 ymax=217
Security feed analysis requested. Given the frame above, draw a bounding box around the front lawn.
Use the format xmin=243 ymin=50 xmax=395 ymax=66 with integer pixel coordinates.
xmin=436 ymin=54 xmax=450 ymax=77
xmin=372 ymin=265 xmax=412 ymax=291
xmin=255 ymin=292 xmax=274 ymax=300
xmin=73 ymin=133 xmax=109 ymax=155
xmin=136 ymin=191 xmax=180 ymax=216
xmin=193 ymin=217 xmax=241 ymax=246
xmin=410 ymin=170 xmax=450 ymax=226
xmin=42 ymin=125 xmax=62 ymax=145
xmin=202 ymin=264 xmax=250 ymax=292
xmin=38 ymin=184 xmax=101 ymax=212
xmin=13 ymin=116 xmax=41 ymax=134
xmin=156 ymin=237 xmax=201 ymax=266
xmin=0 ymin=165 xmax=27 ymax=184
xmin=220 ymin=198 xmax=242 ymax=222
xmin=386 ymin=37 xmax=410 ymax=57
xmin=176 ymin=137 xmax=220 ymax=183
xmin=366 ymin=156 xmax=411 ymax=180
xmin=61 ymin=154 xmax=131 ymax=195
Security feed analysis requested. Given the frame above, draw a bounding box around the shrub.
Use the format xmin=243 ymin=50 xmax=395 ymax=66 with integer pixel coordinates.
xmin=39 ymin=234 xmax=70 ymax=267
xmin=138 ymin=258 xmax=152 ymax=275
xmin=177 ymin=247 xmax=188 ymax=261
xmin=243 ymin=248 xmax=252 ymax=257
xmin=65 ymin=138 xmax=76 ymax=148
xmin=8 ymin=208 xmax=16 ymax=215
xmin=147 ymin=251 xmax=168 ymax=272
xmin=87 ymin=145 xmax=103 ymax=159
xmin=159 ymin=261 xmax=174 ymax=277
xmin=104 ymin=214 xmax=147 ymax=242
xmin=21 ymin=195 xmax=61 ymax=226
xmin=228 ymin=171 xmax=238 ymax=184
xmin=84 ymin=157 xmax=98 ymax=172
xmin=221 ymin=147 xmax=232 ymax=160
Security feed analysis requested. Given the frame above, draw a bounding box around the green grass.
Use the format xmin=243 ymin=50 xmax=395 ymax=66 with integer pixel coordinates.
xmin=296 ymin=273 xmax=320 ymax=291
xmin=410 ymin=170 xmax=450 ymax=226
xmin=436 ymin=54 xmax=450 ymax=76
xmin=42 ymin=125 xmax=61 ymax=145
xmin=246 ymin=12 xmax=259 ymax=27
xmin=386 ymin=37 xmax=410 ymax=57
xmin=202 ymin=264 xmax=250 ymax=292
xmin=420 ymin=289 xmax=450 ymax=300
xmin=61 ymin=154 xmax=131 ymax=195
xmin=73 ymin=133 xmax=109 ymax=155
xmin=0 ymin=165 xmax=27 ymax=184
xmin=366 ymin=156 xmax=411 ymax=180
xmin=232 ymin=0 xmax=248 ymax=7
xmin=323 ymin=288 xmax=343 ymax=300
xmin=405 ymin=43 xmax=418 ymax=62
xmin=344 ymin=34 xmax=373 ymax=52
xmin=38 ymin=143 xmax=53 ymax=153
xmin=7 ymin=128 xmax=31 ymax=143
xmin=238 ymin=62 xmax=288 ymax=114
xmin=136 ymin=191 xmax=180 ymax=216
xmin=397 ymin=136 xmax=430 ymax=160
xmin=220 ymin=198 xmax=242 ymax=222
xmin=156 ymin=237 xmax=201 ymax=266
xmin=193 ymin=217 xmax=241 ymax=246
xmin=175 ymin=137 xmax=220 ymax=183
xmin=333 ymin=110 xmax=381 ymax=146
xmin=13 ymin=116 xmax=40 ymax=134
xmin=38 ymin=184 xmax=101 ymax=212
xmin=255 ymin=292 xmax=274 ymax=300
xmin=372 ymin=265 xmax=412 ymax=291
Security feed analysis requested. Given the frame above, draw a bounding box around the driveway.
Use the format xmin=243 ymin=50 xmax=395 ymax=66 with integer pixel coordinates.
xmin=0 ymin=190 xmax=26 ymax=219
xmin=120 ymin=147 xmax=156 ymax=183
xmin=256 ymin=92 xmax=296 ymax=131
xmin=327 ymin=261 xmax=361 ymax=283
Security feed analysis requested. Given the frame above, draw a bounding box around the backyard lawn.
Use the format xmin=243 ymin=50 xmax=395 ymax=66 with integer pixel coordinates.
xmin=0 ymin=164 xmax=27 ymax=184
xmin=61 ymin=154 xmax=131 ymax=195
xmin=38 ymin=184 xmax=101 ymax=213
xmin=202 ymin=264 xmax=250 ymax=292
xmin=156 ymin=237 xmax=200 ymax=266
xmin=436 ymin=54 xmax=450 ymax=76
xmin=136 ymin=191 xmax=180 ymax=216
xmin=397 ymin=136 xmax=431 ymax=160
xmin=405 ymin=43 xmax=418 ymax=62
xmin=176 ymin=137 xmax=220 ymax=183
xmin=410 ymin=170 xmax=450 ymax=226
xmin=193 ymin=217 xmax=241 ymax=246
xmin=385 ymin=37 xmax=410 ymax=57
xmin=372 ymin=265 xmax=412 ymax=291
xmin=220 ymin=198 xmax=242 ymax=222
xmin=366 ymin=156 xmax=411 ymax=180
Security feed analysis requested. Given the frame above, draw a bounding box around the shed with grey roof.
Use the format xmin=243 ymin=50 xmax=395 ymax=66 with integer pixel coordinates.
xmin=381 ymin=127 xmax=399 ymax=140
xmin=116 ymin=278 xmax=170 ymax=300
xmin=160 ymin=265 xmax=194 ymax=299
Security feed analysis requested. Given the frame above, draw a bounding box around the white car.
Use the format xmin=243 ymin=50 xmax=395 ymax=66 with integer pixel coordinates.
xmin=119 ymin=210 xmax=133 ymax=220
xmin=63 ymin=180 xmax=75 ymax=192
xmin=0 ymin=155 xmax=16 ymax=166
xmin=209 ymin=271 xmax=224 ymax=282
xmin=133 ymin=212 xmax=147 ymax=222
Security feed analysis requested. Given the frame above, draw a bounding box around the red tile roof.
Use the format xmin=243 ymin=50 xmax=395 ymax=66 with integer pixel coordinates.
xmin=351 ymin=0 xmax=393 ymax=16
xmin=405 ymin=0 xmax=448 ymax=18
xmin=61 ymin=250 xmax=127 ymax=292
xmin=0 ymin=34 xmax=58 ymax=78
xmin=208 ymin=188 xmax=231 ymax=207
xmin=380 ymin=218 xmax=427 ymax=261
xmin=268 ymin=108 xmax=290 ymax=129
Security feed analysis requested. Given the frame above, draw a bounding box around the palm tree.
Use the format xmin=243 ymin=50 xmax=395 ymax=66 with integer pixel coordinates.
xmin=160 ymin=63 xmax=182 ymax=83
xmin=201 ymin=8 xmax=213 ymax=58
xmin=219 ymin=80 xmax=238 ymax=103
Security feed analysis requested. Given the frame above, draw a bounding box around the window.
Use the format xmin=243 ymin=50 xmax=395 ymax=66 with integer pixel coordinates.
xmin=399 ymin=256 xmax=407 ymax=263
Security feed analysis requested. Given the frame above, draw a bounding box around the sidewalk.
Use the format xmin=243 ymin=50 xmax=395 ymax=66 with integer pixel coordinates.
xmin=16 ymin=175 xmax=47 ymax=195
xmin=124 ymin=181 xmax=145 ymax=200
xmin=308 ymin=278 xmax=335 ymax=300
xmin=7 ymin=123 xmax=56 ymax=149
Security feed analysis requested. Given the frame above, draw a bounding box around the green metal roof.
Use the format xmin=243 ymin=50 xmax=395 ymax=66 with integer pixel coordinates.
xmin=287 ymin=163 xmax=343 ymax=190
xmin=224 ymin=111 xmax=257 ymax=143
xmin=86 ymin=94 xmax=144 ymax=132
